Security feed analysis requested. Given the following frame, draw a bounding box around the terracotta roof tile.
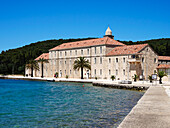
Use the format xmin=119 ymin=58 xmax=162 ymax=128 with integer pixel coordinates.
xmin=157 ymin=64 xmax=170 ymax=69
xmin=50 ymin=37 xmax=125 ymax=51
xmin=35 ymin=53 xmax=49 ymax=60
xmin=107 ymin=44 xmax=148 ymax=56
xmin=158 ymin=56 xmax=170 ymax=61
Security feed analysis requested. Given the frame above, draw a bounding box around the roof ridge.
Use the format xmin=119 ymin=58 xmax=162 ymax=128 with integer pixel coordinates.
xmin=106 ymin=43 xmax=148 ymax=56
xmin=50 ymin=37 xmax=125 ymax=51
xmin=127 ymin=43 xmax=148 ymax=46
xmin=49 ymin=38 xmax=103 ymax=51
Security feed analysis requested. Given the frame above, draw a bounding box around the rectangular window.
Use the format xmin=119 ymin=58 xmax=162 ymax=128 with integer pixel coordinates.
xmin=123 ymin=58 xmax=125 ymax=63
xmin=65 ymin=70 xmax=66 ymax=74
xmin=94 ymin=69 xmax=96 ymax=75
xmin=154 ymin=58 xmax=156 ymax=63
xmin=109 ymin=70 xmax=111 ymax=75
xmin=60 ymin=70 xmax=62 ymax=77
xmin=65 ymin=51 xmax=67 ymax=56
xmin=75 ymin=50 xmax=77 ymax=55
xmin=81 ymin=50 xmax=83 ymax=55
xmin=142 ymin=57 xmax=144 ymax=62
xmin=116 ymin=58 xmax=118 ymax=63
xmin=70 ymin=70 xmax=71 ymax=74
xmin=65 ymin=60 xmax=66 ymax=64
xmin=100 ymin=57 xmax=102 ymax=64
xmin=109 ymin=58 xmax=111 ymax=63
xmin=87 ymin=49 xmax=89 ymax=55
xmin=94 ymin=58 xmax=96 ymax=64
xmin=100 ymin=47 xmax=102 ymax=54
xmin=100 ymin=69 xmax=102 ymax=75
xmin=123 ymin=69 xmax=125 ymax=75
xmin=95 ymin=47 xmax=96 ymax=54
xmin=70 ymin=59 xmax=71 ymax=64
xmin=54 ymin=52 xmax=56 ymax=58
xmin=116 ymin=69 xmax=118 ymax=75
xmin=60 ymin=51 xmax=62 ymax=57
xmin=70 ymin=50 xmax=72 ymax=56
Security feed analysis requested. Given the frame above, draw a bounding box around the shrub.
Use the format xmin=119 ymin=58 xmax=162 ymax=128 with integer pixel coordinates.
xmin=66 ymin=75 xmax=69 ymax=79
xmin=132 ymin=74 xmax=138 ymax=82
xmin=54 ymin=72 xmax=58 ymax=78
xmin=111 ymin=75 xmax=115 ymax=81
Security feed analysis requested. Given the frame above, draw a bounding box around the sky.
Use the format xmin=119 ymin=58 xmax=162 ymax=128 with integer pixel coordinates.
xmin=0 ymin=0 xmax=170 ymax=52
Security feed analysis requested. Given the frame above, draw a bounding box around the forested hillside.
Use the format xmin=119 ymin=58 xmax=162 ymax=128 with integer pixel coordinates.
xmin=0 ymin=38 xmax=93 ymax=75
xmin=0 ymin=38 xmax=170 ymax=75
xmin=119 ymin=38 xmax=170 ymax=56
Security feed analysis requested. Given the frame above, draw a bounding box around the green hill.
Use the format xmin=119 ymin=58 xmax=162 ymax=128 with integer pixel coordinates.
xmin=0 ymin=38 xmax=170 ymax=75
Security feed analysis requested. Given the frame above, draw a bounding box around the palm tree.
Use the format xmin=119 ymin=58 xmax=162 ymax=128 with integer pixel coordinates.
xmin=38 ymin=58 xmax=49 ymax=78
xmin=26 ymin=60 xmax=39 ymax=77
xmin=73 ymin=57 xmax=91 ymax=79
xmin=157 ymin=71 xmax=167 ymax=84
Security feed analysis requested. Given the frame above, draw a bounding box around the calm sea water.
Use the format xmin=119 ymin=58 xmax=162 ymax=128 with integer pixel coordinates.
xmin=0 ymin=79 xmax=144 ymax=128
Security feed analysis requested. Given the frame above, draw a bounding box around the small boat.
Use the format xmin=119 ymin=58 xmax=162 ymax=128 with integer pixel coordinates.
xmin=46 ymin=79 xmax=55 ymax=82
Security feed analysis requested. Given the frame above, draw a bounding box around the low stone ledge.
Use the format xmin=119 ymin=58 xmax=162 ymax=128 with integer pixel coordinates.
xmin=93 ymin=82 xmax=149 ymax=91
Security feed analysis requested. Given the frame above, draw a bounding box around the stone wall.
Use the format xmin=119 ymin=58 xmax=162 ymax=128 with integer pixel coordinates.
xmin=33 ymin=45 xmax=158 ymax=81
xmin=139 ymin=46 xmax=158 ymax=80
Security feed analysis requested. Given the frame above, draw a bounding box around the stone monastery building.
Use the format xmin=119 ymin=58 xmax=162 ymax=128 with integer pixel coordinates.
xmin=25 ymin=27 xmax=170 ymax=81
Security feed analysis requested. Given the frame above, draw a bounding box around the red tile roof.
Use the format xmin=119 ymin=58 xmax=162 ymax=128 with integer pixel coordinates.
xmin=35 ymin=53 xmax=49 ymax=60
xmin=157 ymin=64 xmax=170 ymax=69
xmin=158 ymin=56 xmax=170 ymax=61
xmin=107 ymin=44 xmax=148 ymax=56
xmin=50 ymin=37 xmax=125 ymax=51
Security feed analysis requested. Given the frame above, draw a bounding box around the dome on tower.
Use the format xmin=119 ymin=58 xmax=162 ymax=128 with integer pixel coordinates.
xmin=104 ymin=26 xmax=114 ymax=39
xmin=105 ymin=27 xmax=112 ymax=36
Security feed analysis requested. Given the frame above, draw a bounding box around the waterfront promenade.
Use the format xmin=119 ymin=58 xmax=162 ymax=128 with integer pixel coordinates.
xmin=118 ymin=86 xmax=170 ymax=128
xmin=1 ymin=75 xmax=170 ymax=90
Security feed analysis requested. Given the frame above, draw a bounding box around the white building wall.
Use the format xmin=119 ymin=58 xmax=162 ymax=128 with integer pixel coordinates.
xmin=33 ymin=44 xmax=158 ymax=81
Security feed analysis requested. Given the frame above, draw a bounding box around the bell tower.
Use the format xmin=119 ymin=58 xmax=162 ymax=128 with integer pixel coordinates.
xmin=104 ymin=27 xmax=114 ymax=39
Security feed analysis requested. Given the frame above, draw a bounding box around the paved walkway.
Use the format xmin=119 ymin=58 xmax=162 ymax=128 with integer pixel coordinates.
xmin=118 ymin=86 xmax=170 ymax=128
xmin=1 ymin=75 xmax=170 ymax=85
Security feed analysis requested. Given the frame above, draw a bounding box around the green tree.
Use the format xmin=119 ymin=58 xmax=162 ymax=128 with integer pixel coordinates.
xmin=26 ymin=60 xmax=39 ymax=77
xmin=132 ymin=74 xmax=138 ymax=82
xmin=157 ymin=71 xmax=167 ymax=84
xmin=73 ymin=57 xmax=91 ymax=79
xmin=38 ymin=58 xmax=49 ymax=78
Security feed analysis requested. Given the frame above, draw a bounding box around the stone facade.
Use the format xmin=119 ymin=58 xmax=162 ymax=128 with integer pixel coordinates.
xmin=25 ymin=27 xmax=164 ymax=81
